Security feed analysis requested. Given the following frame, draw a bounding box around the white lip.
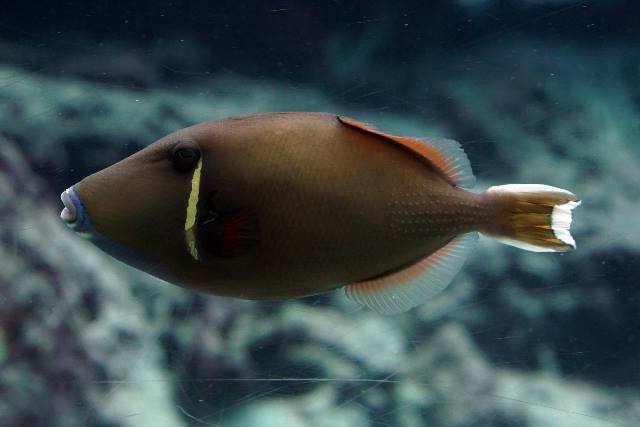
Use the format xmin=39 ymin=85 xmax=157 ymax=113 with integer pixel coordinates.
xmin=60 ymin=189 xmax=77 ymax=223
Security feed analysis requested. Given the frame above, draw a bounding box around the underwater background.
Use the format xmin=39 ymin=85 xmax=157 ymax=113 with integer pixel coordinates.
xmin=1 ymin=1 xmax=639 ymax=426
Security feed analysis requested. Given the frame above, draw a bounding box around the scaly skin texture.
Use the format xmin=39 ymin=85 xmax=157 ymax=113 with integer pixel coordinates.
xmin=74 ymin=112 xmax=491 ymax=299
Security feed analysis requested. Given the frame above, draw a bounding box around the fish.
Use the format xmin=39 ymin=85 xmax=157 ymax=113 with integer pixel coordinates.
xmin=59 ymin=112 xmax=580 ymax=314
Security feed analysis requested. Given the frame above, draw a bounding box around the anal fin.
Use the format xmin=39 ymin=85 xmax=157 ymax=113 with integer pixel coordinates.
xmin=344 ymin=233 xmax=478 ymax=315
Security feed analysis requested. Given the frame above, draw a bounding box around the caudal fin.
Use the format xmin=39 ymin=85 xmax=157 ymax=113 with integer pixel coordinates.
xmin=483 ymin=184 xmax=581 ymax=252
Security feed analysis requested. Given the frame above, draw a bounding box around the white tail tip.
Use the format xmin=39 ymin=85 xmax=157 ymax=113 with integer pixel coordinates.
xmin=552 ymin=200 xmax=581 ymax=249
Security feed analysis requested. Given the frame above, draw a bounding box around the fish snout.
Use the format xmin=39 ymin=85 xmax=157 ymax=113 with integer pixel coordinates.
xmin=60 ymin=186 xmax=94 ymax=235
xmin=60 ymin=188 xmax=76 ymax=223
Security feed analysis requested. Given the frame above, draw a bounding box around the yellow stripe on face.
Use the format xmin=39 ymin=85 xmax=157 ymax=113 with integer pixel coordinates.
xmin=184 ymin=158 xmax=203 ymax=261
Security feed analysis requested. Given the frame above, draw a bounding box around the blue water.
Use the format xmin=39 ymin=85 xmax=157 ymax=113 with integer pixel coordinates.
xmin=0 ymin=1 xmax=638 ymax=426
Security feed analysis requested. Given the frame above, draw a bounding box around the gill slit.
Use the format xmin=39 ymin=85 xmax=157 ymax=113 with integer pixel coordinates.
xmin=184 ymin=158 xmax=203 ymax=261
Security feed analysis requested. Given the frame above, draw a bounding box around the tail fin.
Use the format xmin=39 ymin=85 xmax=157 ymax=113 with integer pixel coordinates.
xmin=483 ymin=184 xmax=581 ymax=252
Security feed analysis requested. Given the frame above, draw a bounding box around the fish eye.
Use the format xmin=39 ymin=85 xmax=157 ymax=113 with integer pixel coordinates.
xmin=172 ymin=140 xmax=201 ymax=173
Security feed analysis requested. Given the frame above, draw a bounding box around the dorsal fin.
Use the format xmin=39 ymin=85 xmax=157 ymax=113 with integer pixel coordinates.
xmin=344 ymin=233 xmax=478 ymax=315
xmin=337 ymin=116 xmax=475 ymax=189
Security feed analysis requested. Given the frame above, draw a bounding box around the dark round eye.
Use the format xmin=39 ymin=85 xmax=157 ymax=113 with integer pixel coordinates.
xmin=172 ymin=141 xmax=201 ymax=173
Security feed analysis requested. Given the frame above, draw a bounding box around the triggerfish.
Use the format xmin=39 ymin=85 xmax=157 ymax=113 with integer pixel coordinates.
xmin=60 ymin=112 xmax=580 ymax=314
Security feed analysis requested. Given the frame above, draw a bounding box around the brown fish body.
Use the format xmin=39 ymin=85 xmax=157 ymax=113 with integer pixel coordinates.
xmin=174 ymin=113 xmax=486 ymax=297
xmin=64 ymin=112 xmax=579 ymax=314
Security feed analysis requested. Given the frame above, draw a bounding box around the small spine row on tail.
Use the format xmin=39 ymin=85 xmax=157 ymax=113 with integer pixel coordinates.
xmin=482 ymin=184 xmax=581 ymax=252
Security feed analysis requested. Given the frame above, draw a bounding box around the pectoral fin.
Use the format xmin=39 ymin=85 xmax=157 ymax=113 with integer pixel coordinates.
xmin=199 ymin=208 xmax=260 ymax=258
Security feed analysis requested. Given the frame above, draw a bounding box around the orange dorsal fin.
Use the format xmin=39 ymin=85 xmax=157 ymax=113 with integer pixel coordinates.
xmin=344 ymin=233 xmax=478 ymax=315
xmin=338 ymin=116 xmax=475 ymax=189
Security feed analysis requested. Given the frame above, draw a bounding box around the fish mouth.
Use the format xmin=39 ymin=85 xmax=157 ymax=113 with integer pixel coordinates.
xmin=60 ymin=188 xmax=77 ymax=223
xmin=60 ymin=186 xmax=94 ymax=235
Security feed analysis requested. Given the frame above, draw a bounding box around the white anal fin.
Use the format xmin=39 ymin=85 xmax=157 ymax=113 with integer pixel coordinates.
xmin=344 ymin=233 xmax=478 ymax=315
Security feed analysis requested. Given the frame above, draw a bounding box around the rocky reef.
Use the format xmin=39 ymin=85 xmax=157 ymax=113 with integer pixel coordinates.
xmin=1 ymin=2 xmax=639 ymax=425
